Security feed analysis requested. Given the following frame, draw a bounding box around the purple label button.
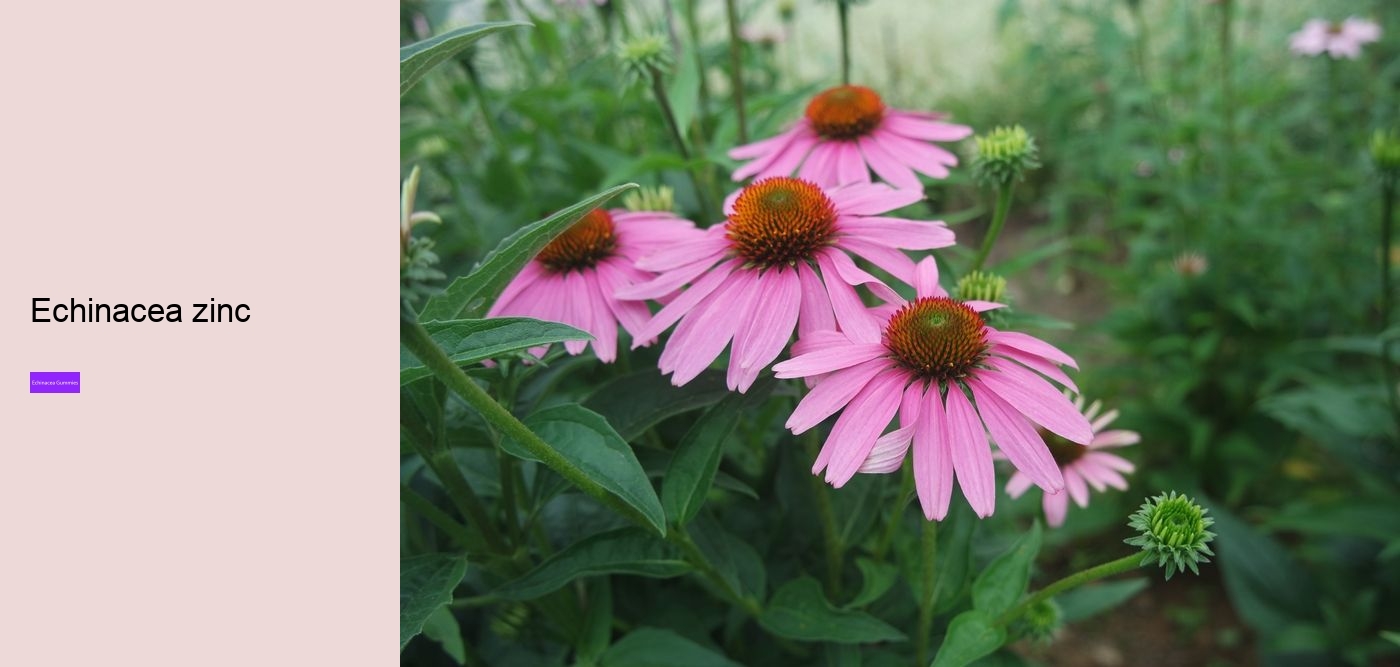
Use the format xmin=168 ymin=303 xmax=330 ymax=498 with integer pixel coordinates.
xmin=31 ymin=372 xmax=80 ymax=394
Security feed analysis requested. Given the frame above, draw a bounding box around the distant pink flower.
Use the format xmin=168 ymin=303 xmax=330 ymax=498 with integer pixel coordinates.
xmin=488 ymin=208 xmax=699 ymax=362
xmin=771 ymin=258 xmax=1092 ymax=520
xmin=1006 ymin=395 xmax=1139 ymax=527
xmin=619 ymin=177 xmax=953 ymax=392
xmin=1290 ymin=17 xmax=1382 ymax=59
xmin=729 ymin=85 xmax=972 ymax=190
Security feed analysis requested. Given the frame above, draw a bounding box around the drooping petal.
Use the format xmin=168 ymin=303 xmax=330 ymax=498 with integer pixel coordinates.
xmin=785 ymin=358 xmax=890 ymax=433
xmin=595 ymin=260 xmax=655 ymax=343
xmin=632 ymin=259 xmax=741 ymax=344
xmin=967 ymin=379 xmax=1064 ymax=493
xmin=859 ymin=382 xmax=925 ymax=474
xmin=1084 ymin=451 xmax=1136 ymax=475
xmin=798 ymin=141 xmax=841 ymax=186
xmin=944 ymin=387 xmax=996 ymax=518
xmin=1090 ymin=429 xmax=1140 ymax=449
xmin=871 ymin=130 xmax=951 ymax=179
xmin=818 ymin=372 xmax=907 ymax=487
xmin=913 ymin=256 xmax=943 ymax=299
xmin=832 ymin=140 xmax=872 ymax=186
xmin=820 ymin=247 xmax=903 ymax=304
xmin=1042 ymin=490 xmax=1069 ymax=527
xmin=581 ymin=269 xmax=618 ymax=362
xmin=616 ymin=254 xmax=722 ymax=301
xmin=1005 ymin=471 xmax=1034 ymax=499
xmin=1063 ymin=468 xmax=1090 ymax=508
xmin=797 ymin=262 xmax=837 ymax=337
xmin=837 ymin=237 xmax=917 ymax=286
xmin=881 ymin=113 xmax=973 ymax=142
xmin=661 ymin=270 xmax=758 ymax=385
xmin=977 ymin=359 xmax=1094 ymax=444
xmin=1090 ymin=408 xmax=1120 ymax=433
xmin=857 ymin=135 xmax=921 ymax=189
xmin=634 ymin=233 xmax=731 ymax=272
xmin=772 ymin=343 xmax=888 ymax=378
xmin=988 ymin=330 xmax=1078 ymax=369
xmin=816 ymin=251 xmax=882 ymax=343
xmin=729 ymin=127 xmax=799 ymax=160
xmin=790 ymin=330 xmax=851 ymax=358
xmin=729 ymin=268 xmax=803 ymax=392
xmin=487 ymin=261 xmax=548 ymax=317
xmin=839 ymin=216 xmax=955 ymax=250
xmin=913 ymin=385 xmax=955 ymax=520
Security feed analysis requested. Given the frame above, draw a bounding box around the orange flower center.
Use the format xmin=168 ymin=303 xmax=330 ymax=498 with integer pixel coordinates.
xmin=537 ymin=208 xmax=617 ymax=272
xmin=805 ymin=85 xmax=885 ymax=140
xmin=725 ymin=177 xmax=838 ymax=268
xmin=883 ymin=297 xmax=988 ymax=381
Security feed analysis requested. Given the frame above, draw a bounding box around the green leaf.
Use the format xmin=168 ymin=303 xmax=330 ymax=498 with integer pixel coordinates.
xmin=502 ymin=403 xmax=668 ymax=535
xmin=971 ymin=522 xmax=1042 ymax=617
xmin=759 ymin=577 xmax=907 ymax=644
xmin=576 ymin=578 xmax=614 ymax=666
xmin=601 ymin=627 xmax=742 ymax=667
xmin=399 ymin=317 xmax=590 ymax=385
xmin=662 ymin=379 xmax=774 ymax=524
xmin=666 ymin=36 xmax=701 ymax=137
xmin=421 ymin=607 xmax=466 ymax=665
xmin=418 ymin=184 xmax=638 ymax=322
xmin=495 ymin=528 xmax=690 ymax=600
xmin=400 ymin=21 xmax=532 ymax=96
xmin=931 ymin=503 xmax=978 ymax=614
xmin=848 ymin=557 xmax=899 ymax=608
xmin=400 ymin=553 xmax=468 ymax=650
xmin=584 ymin=370 xmax=730 ymax=442
xmin=1056 ymin=578 xmax=1149 ymax=623
xmin=688 ymin=515 xmax=767 ymax=601
xmin=930 ymin=610 xmax=1007 ymax=667
xmin=1205 ymin=500 xmax=1320 ymax=634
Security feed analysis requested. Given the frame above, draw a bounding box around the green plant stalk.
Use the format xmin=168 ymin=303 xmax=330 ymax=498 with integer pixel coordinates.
xmin=464 ymin=64 xmax=531 ymax=199
xmin=1381 ymin=173 xmax=1400 ymax=436
xmin=400 ymin=316 xmax=664 ymax=536
xmin=401 ymin=484 xmax=479 ymax=550
xmin=724 ymin=0 xmax=749 ymax=144
xmin=803 ymin=429 xmax=844 ymax=598
xmin=671 ymin=527 xmax=764 ymax=617
xmin=683 ymin=0 xmax=711 ymax=119
xmin=498 ymin=447 xmax=525 ymax=548
xmin=872 ymin=466 xmax=913 ymax=562
xmin=647 ymin=64 xmax=717 ymax=224
xmin=838 ymin=1 xmax=851 ymax=85
xmin=994 ymin=553 xmax=1143 ymax=627
xmin=972 ymin=185 xmax=1015 ymax=272
xmin=914 ymin=521 xmax=939 ymax=666
xmin=404 ymin=425 xmax=509 ymax=555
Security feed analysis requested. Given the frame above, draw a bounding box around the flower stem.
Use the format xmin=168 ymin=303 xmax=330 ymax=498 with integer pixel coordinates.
xmin=400 ymin=315 xmax=663 ymax=535
xmin=838 ymin=1 xmax=851 ymax=85
xmin=914 ymin=521 xmax=939 ymax=666
xmin=972 ymin=185 xmax=1015 ymax=272
xmin=724 ymin=0 xmax=749 ymax=144
xmin=1217 ymin=0 xmax=1235 ymax=203
xmin=872 ymin=467 xmax=912 ymax=562
xmin=994 ymin=553 xmax=1144 ymax=627
xmin=401 ymin=484 xmax=478 ymax=550
xmin=803 ymin=429 xmax=844 ymax=599
xmin=405 ymin=428 xmax=508 ymax=555
xmin=647 ymin=64 xmax=717 ymax=224
xmin=1380 ymin=173 xmax=1400 ymax=437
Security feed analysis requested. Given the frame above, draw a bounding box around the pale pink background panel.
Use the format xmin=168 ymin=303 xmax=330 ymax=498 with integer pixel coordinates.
xmin=0 ymin=1 xmax=395 ymax=665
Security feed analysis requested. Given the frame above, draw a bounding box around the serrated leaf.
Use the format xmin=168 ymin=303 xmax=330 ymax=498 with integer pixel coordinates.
xmin=400 ymin=21 xmax=532 ymax=96
xmin=931 ymin=610 xmax=1006 ymax=667
xmin=601 ymin=627 xmax=742 ymax=667
xmin=759 ymin=577 xmax=907 ymax=644
xmin=400 ymin=554 xmax=468 ymax=650
xmin=501 ymin=404 xmax=668 ymax=535
xmin=662 ymin=379 xmax=773 ymax=524
xmin=418 ymin=184 xmax=638 ymax=322
xmin=848 ymin=557 xmax=899 ymax=608
xmin=1056 ymin=578 xmax=1149 ymax=623
xmin=584 ymin=370 xmax=730 ymax=442
xmin=495 ymin=528 xmax=690 ymax=600
xmin=399 ymin=317 xmax=590 ymax=385
xmin=971 ymin=522 xmax=1042 ymax=617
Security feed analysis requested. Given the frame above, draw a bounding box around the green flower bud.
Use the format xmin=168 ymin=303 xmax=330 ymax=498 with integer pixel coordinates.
xmin=622 ymin=185 xmax=676 ymax=213
xmin=1124 ymin=491 xmax=1216 ymax=580
xmin=1019 ymin=598 xmax=1062 ymax=642
xmin=1372 ymin=128 xmax=1400 ymax=173
xmin=955 ymin=270 xmax=1007 ymax=303
xmin=777 ymin=0 xmax=796 ymax=21
xmin=616 ymin=34 xmax=672 ymax=85
xmin=972 ymin=125 xmax=1041 ymax=188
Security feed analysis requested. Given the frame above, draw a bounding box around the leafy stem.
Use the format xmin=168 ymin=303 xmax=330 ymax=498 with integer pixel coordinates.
xmin=802 ymin=428 xmax=845 ymax=599
xmin=972 ymin=185 xmax=1015 ymax=272
xmin=646 ymin=64 xmax=717 ymax=224
xmin=993 ymin=552 xmax=1143 ymax=627
xmin=724 ymin=0 xmax=748 ymax=144
xmin=915 ymin=520 xmax=939 ymax=665
xmin=670 ymin=527 xmax=765 ymax=617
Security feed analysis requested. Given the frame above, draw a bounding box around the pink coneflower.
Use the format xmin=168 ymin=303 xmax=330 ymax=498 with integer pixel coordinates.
xmin=1005 ymin=395 xmax=1138 ymax=527
xmin=771 ymin=258 xmax=1092 ymax=520
xmin=488 ymin=208 xmax=699 ymax=362
xmin=728 ymin=85 xmax=972 ymax=190
xmin=1290 ymin=17 xmax=1382 ymax=59
xmin=619 ymin=177 xmax=953 ymax=392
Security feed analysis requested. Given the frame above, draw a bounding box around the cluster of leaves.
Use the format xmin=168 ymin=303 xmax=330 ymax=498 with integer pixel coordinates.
xmin=946 ymin=0 xmax=1400 ymax=663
